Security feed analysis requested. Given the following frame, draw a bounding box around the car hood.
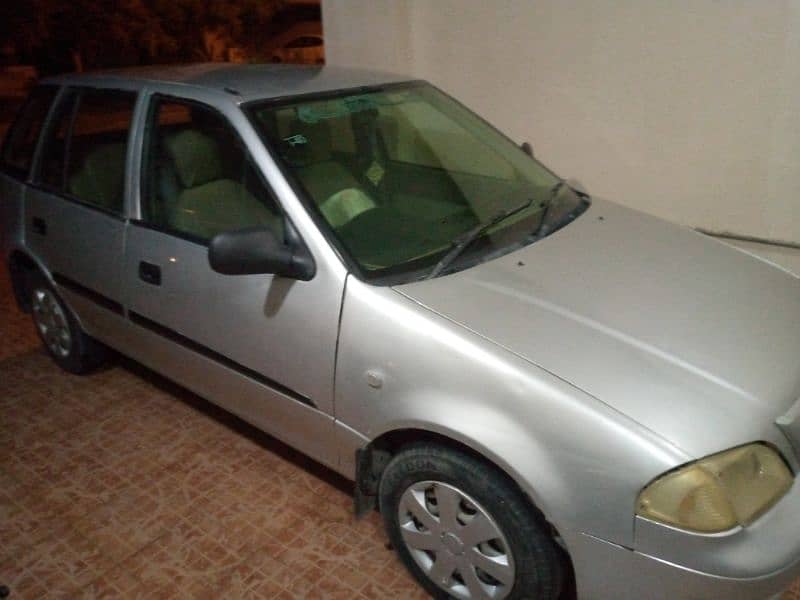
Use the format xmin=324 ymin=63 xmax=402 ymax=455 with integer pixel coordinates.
xmin=394 ymin=198 xmax=800 ymax=458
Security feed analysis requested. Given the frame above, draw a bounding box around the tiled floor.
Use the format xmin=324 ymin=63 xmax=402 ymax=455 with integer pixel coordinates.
xmin=1 ymin=263 xmax=800 ymax=600
xmin=0 ymin=272 xmax=429 ymax=598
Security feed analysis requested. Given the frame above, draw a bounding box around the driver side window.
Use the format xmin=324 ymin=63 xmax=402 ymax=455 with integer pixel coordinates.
xmin=142 ymin=97 xmax=283 ymax=243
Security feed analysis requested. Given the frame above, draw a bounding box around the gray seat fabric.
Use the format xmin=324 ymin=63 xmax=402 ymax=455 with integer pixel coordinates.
xmin=285 ymin=119 xmax=360 ymax=199
xmin=297 ymin=160 xmax=360 ymax=203
xmin=68 ymin=142 xmax=127 ymax=212
xmin=164 ymin=129 xmax=278 ymax=240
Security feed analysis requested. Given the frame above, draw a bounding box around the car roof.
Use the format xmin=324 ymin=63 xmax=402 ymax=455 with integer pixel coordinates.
xmin=41 ymin=63 xmax=412 ymax=103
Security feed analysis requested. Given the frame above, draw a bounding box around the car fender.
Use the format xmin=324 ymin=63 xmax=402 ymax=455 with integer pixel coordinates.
xmin=335 ymin=277 xmax=688 ymax=548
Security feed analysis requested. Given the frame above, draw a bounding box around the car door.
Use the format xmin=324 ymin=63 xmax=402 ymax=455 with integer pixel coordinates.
xmin=123 ymin=94 xmax=343 ymax=467
xmin=26 ymin=86 xmax=138 ymax=346
xmin=0 ymin=85 xmax=58 ymax=256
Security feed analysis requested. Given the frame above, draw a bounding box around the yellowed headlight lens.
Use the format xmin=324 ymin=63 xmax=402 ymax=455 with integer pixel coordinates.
xmin=637 ymin=443 xmax=793 ymax=533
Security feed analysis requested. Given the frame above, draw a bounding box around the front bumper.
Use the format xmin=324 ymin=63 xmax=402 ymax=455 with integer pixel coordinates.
xmin=567 ymin=533 xmax=799 ymax=599
xmin=565 ymin=479 xmax=800 ymax=599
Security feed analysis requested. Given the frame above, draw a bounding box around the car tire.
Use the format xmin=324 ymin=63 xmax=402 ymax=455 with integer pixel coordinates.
xmin=379 ymin=444 xmax=564 ymax=600
xmin=28 ymin=272 xmax=107 ymax=374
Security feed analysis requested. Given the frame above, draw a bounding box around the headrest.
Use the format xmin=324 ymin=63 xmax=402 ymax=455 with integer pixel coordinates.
xmin=165 ymin=129 xmax=223 ymax=188
xmin=68 ymin=142 xmax=127 ymax=209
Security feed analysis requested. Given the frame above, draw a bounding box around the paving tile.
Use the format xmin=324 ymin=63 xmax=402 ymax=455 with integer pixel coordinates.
xmin=119 ymin=515 xmax=241 ymax=593
xmin=72 ymin=489 xmax=184 ymax=564
xmin=0 ymin=524 xmax=113 ymax=598
xmin=73 ymin=566 xmax=140 ymax=599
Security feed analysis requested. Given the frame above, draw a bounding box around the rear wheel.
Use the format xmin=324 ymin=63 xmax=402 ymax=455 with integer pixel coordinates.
xmin=379 ymin=444 xmax=563 ymax=600
xmin=28 ymin=273 xmax=107 ymax=374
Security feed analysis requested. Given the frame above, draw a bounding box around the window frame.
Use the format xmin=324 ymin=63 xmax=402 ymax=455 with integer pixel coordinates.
xmin=0 ymin=85 xmax=60 ymax=181
xmin=34 ymin=87 xmax=79 ymax=194
xmin=135 ymin=93 xmax=289 ymax=247
xmin=30 ymin=85 xmax=138 ymax=220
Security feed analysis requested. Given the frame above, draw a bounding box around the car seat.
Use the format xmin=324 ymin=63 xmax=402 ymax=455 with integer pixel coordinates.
xmin=68 ymin=142 xmax=127 ymax=212
xmin=164 ymin=129 xmax=279 ymax=240
xmin=284 ymin=118 xmax=375 ymax=228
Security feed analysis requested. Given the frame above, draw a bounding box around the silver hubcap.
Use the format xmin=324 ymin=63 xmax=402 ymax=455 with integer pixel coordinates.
xmin=398 ymin=481 xmax=515 ymax=600
xmin=31 ymin=287 xmax=72 ymax=358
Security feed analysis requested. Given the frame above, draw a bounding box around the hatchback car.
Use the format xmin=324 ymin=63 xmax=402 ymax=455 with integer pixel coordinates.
xmin=2 ymin=64 xmax=800 ymax=600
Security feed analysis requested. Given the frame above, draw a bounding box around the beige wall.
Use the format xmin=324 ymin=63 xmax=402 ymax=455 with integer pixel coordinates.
xmin=322 ymin=0 xmax=800 ymax=242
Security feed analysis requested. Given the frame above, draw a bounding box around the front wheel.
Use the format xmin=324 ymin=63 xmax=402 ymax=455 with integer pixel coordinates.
xmin=28 ymin=272 xmax=107 ymax=374
xmin=379 ymin=444 xmax=563 ymax=600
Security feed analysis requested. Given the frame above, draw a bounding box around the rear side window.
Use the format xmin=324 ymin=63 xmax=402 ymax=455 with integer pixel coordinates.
xmin=37 ymin=91 xmax=78 ymax=190
xmin=0 ymin=86 xmax=58 ymax=179
xmin=36 ymin=87 xmax=137 ymax=215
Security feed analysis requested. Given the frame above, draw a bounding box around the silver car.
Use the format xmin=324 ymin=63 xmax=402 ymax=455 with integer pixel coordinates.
xmin=2 ymin=64 xmax=800 ymax=599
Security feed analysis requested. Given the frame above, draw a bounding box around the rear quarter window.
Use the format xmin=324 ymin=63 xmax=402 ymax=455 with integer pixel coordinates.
xmin=0 ymin=86 xmax=59 ymax=179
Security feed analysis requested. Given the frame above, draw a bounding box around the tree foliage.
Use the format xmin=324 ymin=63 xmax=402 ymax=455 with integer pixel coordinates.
xmin=0 ymin=1 xmax=52 ymax=59
xmin=8 ymin=0 xmax=286 ymax=74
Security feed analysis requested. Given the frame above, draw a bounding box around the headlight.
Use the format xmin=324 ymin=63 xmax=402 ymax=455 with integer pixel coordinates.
xmin=636 ymin=443 xmax=794 ymax=533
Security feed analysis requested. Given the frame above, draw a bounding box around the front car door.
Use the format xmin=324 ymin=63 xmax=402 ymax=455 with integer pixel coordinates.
xmin=122 ymin=91 xmax=345 ymax=469
xmin=25 ymin=86 xmax=139 ymax=346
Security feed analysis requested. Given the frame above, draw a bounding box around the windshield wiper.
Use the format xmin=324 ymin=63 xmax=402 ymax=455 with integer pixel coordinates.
xmin=426 ymin=197 xmax=534 ymax=279
xmin=531 ymin=179 xmax=566 ymax=239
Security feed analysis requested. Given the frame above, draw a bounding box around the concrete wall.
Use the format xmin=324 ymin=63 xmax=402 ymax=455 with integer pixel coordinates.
xmin=322 ymin=1 xmax=800 ymax=243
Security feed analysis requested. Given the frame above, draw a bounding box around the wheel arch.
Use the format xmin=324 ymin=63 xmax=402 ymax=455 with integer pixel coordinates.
xmin=357 ymin=425 xmax=577 ymax=597
xmin=362 ymin=425 xmax=552 ymax=523
xmin=7 ymin=248 xmax=49 ymax=312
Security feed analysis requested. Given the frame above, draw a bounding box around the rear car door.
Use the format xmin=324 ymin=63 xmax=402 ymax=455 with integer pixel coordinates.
xmin=26 ymin=87 xmax=138 ymax=345
xmin=0 ymin=85 xmax=58 ymax=260
xmin=123 ymin=94 xmax=343 ymax=467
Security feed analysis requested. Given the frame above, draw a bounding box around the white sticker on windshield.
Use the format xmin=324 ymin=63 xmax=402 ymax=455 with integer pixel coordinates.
xmin=284 ymin=134 xmax=308 ymax=147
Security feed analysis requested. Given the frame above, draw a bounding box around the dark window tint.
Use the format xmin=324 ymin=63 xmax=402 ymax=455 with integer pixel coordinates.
xmin=0 ymin=86 xmax=58 ymax=178
xmin=37 ymin=91 xmax=78 ymax=190
xmin=65 ymin=89 xmax=137 ymax=213
xmin=142 ymin=98 xmax=282 ymax=242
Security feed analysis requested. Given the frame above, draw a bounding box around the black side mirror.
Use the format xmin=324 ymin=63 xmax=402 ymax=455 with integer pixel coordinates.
xmin=521 ymin=141 xmax=534 ymax=158
xmin=208 ymin=226 xmax=315 ymax=280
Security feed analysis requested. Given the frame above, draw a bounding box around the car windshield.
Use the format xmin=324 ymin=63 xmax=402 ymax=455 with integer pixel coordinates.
xmin=246 ymin=81 xmax=587 ymax=283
